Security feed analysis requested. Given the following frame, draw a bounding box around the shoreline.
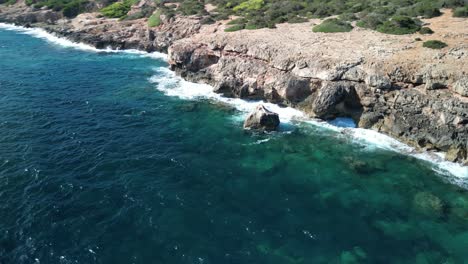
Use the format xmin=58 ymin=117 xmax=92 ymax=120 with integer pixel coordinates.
xmin=1 ymin=5 xmax=467 ymax=167
xmin=1 ymin=22 xmax=466 ymax=181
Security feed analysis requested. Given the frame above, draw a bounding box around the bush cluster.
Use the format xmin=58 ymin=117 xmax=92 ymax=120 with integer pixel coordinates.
xmin=194 ymin=0 xmax=464 ymax=32
xmin=453 ymin=6 xmax=468 ymax=17
xmin=423 ymin=40 xmax=448 ymax=49
xmin=419 ymin=27 xmax=434 ymax=34
xmin=376 ymin=15 xmax=421 ymax=35
xmin=4 ymin=0 xmax=466 ymax=34
xmin=21 ymin=0 xmax=101 ymax=18
xmin=101 ymin=0 xmax=137 ymax=18
xmin=312 ymin=18 xmax=353 ymax=33
xmin=0 ymin=0 xmax=16 ymax=5
xmin=148 ymin=9 xmax=162 ymax=27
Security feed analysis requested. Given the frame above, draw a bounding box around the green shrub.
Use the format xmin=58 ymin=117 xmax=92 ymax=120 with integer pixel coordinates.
xmin=227 ymin=17 xmax=247 ymax=25
xmin=178 ymin=0 xmax=206 ymax=16
xmin=101 ymin=2 xmax=129 ymax=18
xmin=233 ymin=0 xmax=264 ymax=12
xmin=245 ymin=24 xmax=259 ymax=29
xmin=287 ymin=15 xmax=308 ymax=23
xmin=200 ymin=16 xmax=216 ymax=24
xmin=338 ymin=13 xmax=358 ymax=21
xmin=62 ymin=0 xmax=87 ymax=18
xmin=224 ymin=24 xmax=245 ymax=32
xmin=124 ymin=11 xmax=145 ymax=20
xmin=356 ymin=13 xmax=385 ymax=29
xmin=415 ymin=37 xmax=422 ymax=41
xmin=419 ymin=27 xmax=434 ymax=34
xmin=312 ymin=18 xmax=353 ymax=33
xmin=413 ymin=2 xmax=442 ymax=18
xmin=148 ymin=10 xmax=161 ymax=27
xmin=211 ymin=12 xmax=230 ymax=21
xmin=423 ymin=40 xmax=447 ymax=49
xmin=101 ymin=0 xmax=137 ymax=18
xmin=377 ymin=15 xmax=421 ymax=35
xmin=453 ymin=6 xmax=468 ymax=17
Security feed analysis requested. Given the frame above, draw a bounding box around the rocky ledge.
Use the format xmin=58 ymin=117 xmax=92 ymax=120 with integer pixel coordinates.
xmin=167 ymin=10 xmax=468 ymax=164
xmin=1 ymin=2 xmax=467 ymax=164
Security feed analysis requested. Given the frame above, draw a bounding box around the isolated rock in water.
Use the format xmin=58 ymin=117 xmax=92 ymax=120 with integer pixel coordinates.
xmin=244 ymin=105 xmax=280 ymax=131
xmin=413 ymin=192 xmax=444 ymax=217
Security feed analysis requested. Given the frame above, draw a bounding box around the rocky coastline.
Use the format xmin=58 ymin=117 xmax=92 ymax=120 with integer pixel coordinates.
xmin=1 ymin=2 xmax=467 ymax=165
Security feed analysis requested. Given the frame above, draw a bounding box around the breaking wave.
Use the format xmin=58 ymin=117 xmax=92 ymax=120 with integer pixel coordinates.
xmin=150 ymin=66 xmax=468 ymax=181
xmin=0 ymin=22 xmax=167 ymax=60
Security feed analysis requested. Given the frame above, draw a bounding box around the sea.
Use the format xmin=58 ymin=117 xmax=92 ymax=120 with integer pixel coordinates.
xmin=0 ymin=23 xmax=467 ymax=264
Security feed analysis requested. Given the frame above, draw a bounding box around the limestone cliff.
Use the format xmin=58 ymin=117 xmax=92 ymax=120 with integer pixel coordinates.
xmin=166 ymin=11 xmax=468 ymax=164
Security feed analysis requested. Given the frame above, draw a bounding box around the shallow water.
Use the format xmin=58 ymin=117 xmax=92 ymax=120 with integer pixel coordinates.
xmin=0 ymin=26 xmax=467 ymax=264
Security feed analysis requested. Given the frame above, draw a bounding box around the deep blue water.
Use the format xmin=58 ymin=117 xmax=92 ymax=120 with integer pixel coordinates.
xmin=0 ymin=27 xmax=467 ymax=264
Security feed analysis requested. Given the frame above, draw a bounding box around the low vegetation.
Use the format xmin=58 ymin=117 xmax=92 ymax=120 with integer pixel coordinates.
xmin=2 ymin=0 xmax=466 ymax=34
xmin=419 ymin=27 xmax=434 ymax=34
xmin=162 ymin=0 xmax=464 ymax=33
xmin=312 ymin=18 xmax=353 ymax=33
xmin=423 ymin=40 xmax=448 ymax=49
xmin=376 ymin=15 xmax=421 ymax=35
xmin=147 ymin=9 xmax=162 ymax=27
xmin=0 ymin=0 xmax=17 ymax=5
xmin=100 ymin=0 xmax=137 ymax=18
xmin=453 ymin=6 xmax=468 ymax=17
xmin=224 ymin=24 xmax=244 ymax=32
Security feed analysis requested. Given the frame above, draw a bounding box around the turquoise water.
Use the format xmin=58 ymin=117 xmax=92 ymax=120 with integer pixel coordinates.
xmin=0 ymin=26 xmax=467 ymax=264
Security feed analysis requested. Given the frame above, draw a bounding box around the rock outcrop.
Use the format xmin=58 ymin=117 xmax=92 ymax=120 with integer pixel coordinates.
xmin=0 ymin=3 xmax=203 ymax=52
xmin=166 ymin=11 xmax=468 ymax=164
xmin=244 ymin=105 xmax=280 ymax=131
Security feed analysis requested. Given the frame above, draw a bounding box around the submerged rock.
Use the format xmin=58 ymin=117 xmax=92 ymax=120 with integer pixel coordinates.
xmin=243 ymin=104 xmax=280 ymax=131
xmin=413 ymin=192 xmax=445 ymax=217
xmin=339 ymin=246 xmax=367 ymax=264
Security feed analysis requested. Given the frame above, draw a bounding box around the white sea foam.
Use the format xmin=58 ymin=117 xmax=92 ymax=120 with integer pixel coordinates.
xmin=150 ymin=66 xmax=468 ymax=180
xmin=149 ymin=67 xmax=305 ymax=122
xmin=0 ymin=22 xmax=168 ymax=60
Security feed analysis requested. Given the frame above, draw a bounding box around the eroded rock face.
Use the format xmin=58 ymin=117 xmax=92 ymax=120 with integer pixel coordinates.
xmin=453 ymin=77 xmax=468 ymax=97
xmin=167 ymin=31 xmax=467 ymax=164
xmin=311 ymin=81 xmax=362 ymax=120
xmin=0 ymin=3 xmax=203 ymax=53
xmin=243 ymin=105 xmax=280 ymax=131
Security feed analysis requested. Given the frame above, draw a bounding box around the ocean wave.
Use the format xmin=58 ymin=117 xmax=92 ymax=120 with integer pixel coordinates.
xmin=0 ymin=22 xmax=167 ymax=60
xmin=150 ymin=66 xmax=468 ymax=180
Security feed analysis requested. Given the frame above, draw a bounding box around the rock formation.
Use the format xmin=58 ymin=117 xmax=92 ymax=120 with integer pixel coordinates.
xmin=243 ymin=105 xmax=280 ymax=131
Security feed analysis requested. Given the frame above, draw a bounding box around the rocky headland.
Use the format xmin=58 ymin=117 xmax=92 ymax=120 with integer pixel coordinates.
xmin=1 ymin=1 xmax=467 ymax=164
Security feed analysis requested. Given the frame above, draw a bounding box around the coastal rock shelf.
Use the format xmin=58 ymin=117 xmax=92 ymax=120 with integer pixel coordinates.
xmin=1 ymin=3 xmax=466 ymax=164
